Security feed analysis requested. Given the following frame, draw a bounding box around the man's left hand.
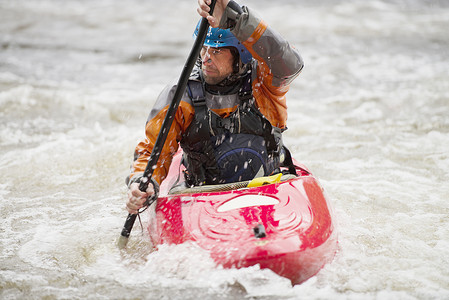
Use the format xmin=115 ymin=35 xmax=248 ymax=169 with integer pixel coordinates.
xmin=197 ymin=0 xmax=230 ymax=28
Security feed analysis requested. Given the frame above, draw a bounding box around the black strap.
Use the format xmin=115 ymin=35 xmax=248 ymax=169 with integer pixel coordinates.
xmin=238 ymin=72 xmax=253 ymax=102
xmin=187 ymin=80 xmax=206 ymax=106
xmin=186 ymin=80 xmax=210 ymax=140
xmin=281 ymin=146 xmax=298 ymax=175
xmin=185 ymin=81 xmax=220 ymax=185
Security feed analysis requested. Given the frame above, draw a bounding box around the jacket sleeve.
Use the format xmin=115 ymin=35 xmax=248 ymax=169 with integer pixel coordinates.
xmin=129 ymin=83 xmax=195 ymax=185
xmin=220 ymin=2 xmax=304 ymax=129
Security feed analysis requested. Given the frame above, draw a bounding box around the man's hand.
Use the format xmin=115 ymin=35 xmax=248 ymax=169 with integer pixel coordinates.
xmin=126 ymin=182 xmax=155 ymax=214
xmin=197 ymin=0 xmax=230 ymax=28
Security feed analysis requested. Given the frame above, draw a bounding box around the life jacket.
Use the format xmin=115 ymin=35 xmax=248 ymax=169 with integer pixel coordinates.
xmin=180 ymin=72 xmax=286 ymax=186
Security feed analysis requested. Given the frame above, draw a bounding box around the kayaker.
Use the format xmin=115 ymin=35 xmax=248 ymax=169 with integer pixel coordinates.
xmin=126 ymin=0 xmax=303 ymax=214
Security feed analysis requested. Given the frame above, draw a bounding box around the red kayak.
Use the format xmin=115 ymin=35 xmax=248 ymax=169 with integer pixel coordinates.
xmin=147 ymin=150 xmax=337 ymax=285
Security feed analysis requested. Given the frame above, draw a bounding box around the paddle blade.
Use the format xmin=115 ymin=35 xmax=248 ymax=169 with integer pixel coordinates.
xmin=117 ymin=213 xmax=137 ymax=249
xmin=117 ymin=235 xmax=129 ymax=250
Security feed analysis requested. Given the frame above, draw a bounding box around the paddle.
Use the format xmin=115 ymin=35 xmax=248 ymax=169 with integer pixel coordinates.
xmin=117 ymin=0 xmax=217 ymax=249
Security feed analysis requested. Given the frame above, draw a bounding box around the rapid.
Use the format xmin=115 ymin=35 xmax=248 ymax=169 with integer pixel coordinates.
xmin=1 ymin=0 xmax=448 ymax=299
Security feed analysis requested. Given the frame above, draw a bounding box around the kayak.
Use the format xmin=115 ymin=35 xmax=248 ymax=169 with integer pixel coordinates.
xmin=147 ymin=150 xmax=337 ymax=285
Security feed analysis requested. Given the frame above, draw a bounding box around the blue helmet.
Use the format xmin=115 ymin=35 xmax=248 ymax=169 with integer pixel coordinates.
xmin=193 ymin=20 xmax=252 ymax=64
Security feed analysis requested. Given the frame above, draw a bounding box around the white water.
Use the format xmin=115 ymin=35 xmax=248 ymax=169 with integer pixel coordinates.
xmin=1 ymin=0 xmax=448 ymax=299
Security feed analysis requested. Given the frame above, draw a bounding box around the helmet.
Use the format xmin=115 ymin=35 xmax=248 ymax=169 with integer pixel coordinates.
xmin=193 ymin=20 xmax=252 ymax=64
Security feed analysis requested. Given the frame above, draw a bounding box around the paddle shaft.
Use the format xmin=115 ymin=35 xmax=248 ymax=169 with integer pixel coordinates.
xmin=119 ymin=1 xmax=217 ymax=243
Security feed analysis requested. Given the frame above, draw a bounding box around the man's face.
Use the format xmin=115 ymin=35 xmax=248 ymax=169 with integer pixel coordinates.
xmin=200 ymin=46 xmax=234 ymax=85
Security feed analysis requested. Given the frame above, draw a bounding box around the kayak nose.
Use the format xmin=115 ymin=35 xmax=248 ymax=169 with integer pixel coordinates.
xmin=253 ymin=224 xmax=266 ymax=238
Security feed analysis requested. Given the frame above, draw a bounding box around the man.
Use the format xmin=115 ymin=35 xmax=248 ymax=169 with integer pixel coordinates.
xmin=126 ymin=0 xmax=303 ymax=214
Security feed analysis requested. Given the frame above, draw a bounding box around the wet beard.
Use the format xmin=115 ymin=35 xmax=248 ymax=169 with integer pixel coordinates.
xmin=205 ymin=74 xmax=241 ymax=95
xmin=196 ymin=58 xmax=250 ymax=95
xmin=204 ymin=64 xmax=250 ymax=95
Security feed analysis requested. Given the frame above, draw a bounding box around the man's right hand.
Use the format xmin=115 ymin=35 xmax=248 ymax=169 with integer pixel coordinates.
xmin=126 ymin=182 xmax=155 ymax=214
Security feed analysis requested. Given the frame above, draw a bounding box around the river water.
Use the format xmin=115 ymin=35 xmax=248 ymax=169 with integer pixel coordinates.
xmin=1 ymin=0 xmax=448 ymax=299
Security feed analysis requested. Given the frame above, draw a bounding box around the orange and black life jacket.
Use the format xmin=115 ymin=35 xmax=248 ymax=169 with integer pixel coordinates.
xmin=180 ymin=71 xmax=283 ymax=186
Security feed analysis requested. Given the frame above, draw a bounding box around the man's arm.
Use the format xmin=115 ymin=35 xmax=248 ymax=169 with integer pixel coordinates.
xmin=220 ymin=1 xmax=304 ymax=129
xmin=129 ymin=84 xmax=195 ymax=186
xmin=223 ymin=3 xmax=303 ymax=86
